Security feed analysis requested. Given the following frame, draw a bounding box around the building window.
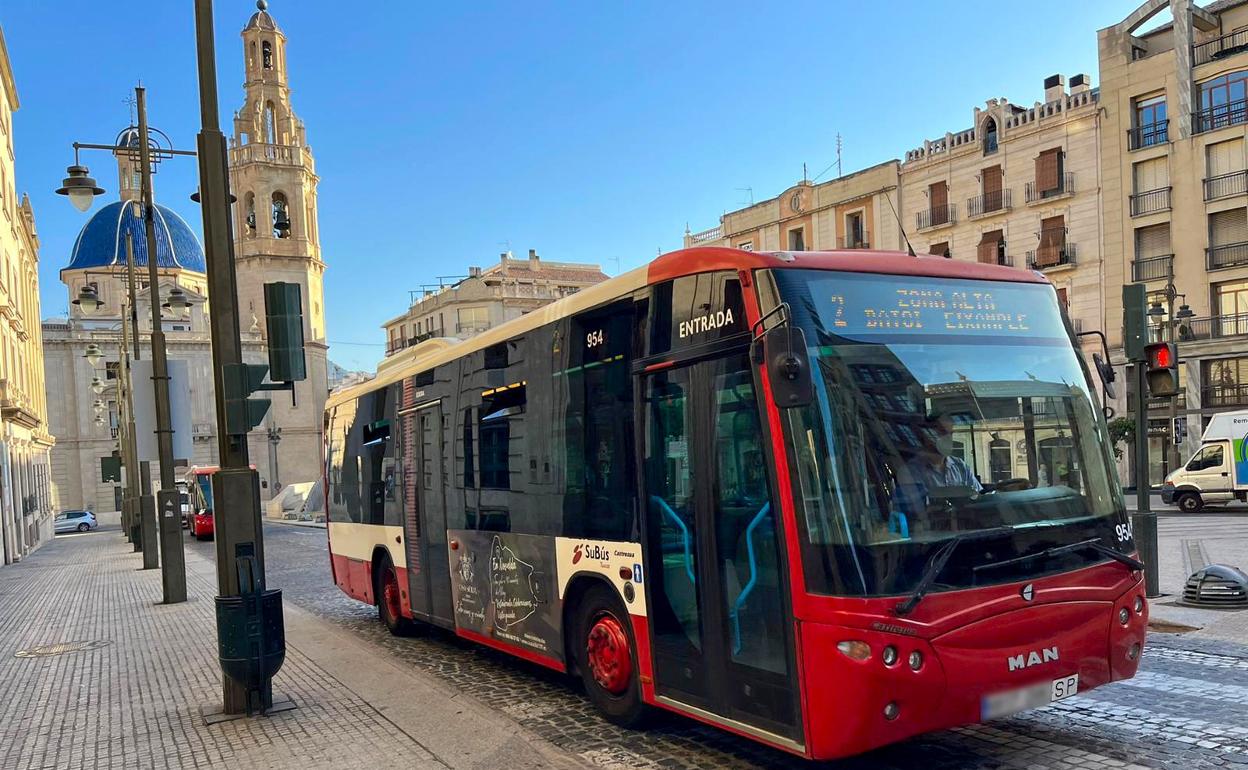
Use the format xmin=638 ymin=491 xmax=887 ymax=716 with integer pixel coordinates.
xmin=1131 ymin=157 xmax=1170 ymax=215
xmin=1196 ymin=70 xmax=1248 ymax=133
xmin=457 ymin=307 xmax=489 ymax=335
xmin=976 ymin=230 xmax=1005 ymax=265
xmin=929 ymin=241 xmax=950 ymax=258
xmin=1209 ymin=208 xmax=1248 ymax=269
xmin=1206 ymin=138 xmax=1247 ymax=199
xmin=1034 ymin=215 xmax=1068 ymax=268
xmin=982 ymin=117 xmax=998 ymax=155
xmin=1132 ymin=94 xmax=1168 ymax=148
xmin=1215 ymin=280 xmax=1248 ymax=336
xmin=1132 ymin=223 xmax=1173 ymax=281
xmin=844 ymin=212 xmax=866 ymax=248
xmin=271 ymin=192 xmax=291 ymax=238
xmin=1034 ymin=148 xmax=1065 ymax=197
xmin=263 ymin=101 xmax=276 ymax=144
xmin=787 ymin=228 xmax=805 ymax=251
xmin=736 ymin=241 xmax=754 ymax=251
xmin=243 ymin=192 xmax=256 ymax=235
xmin=1204 ymin=356 xmax=1248 ymax=407
xmin=262 ymin=41 xmax=273 ymax=69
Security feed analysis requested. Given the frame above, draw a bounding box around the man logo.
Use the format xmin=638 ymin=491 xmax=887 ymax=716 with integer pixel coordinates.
xmin=1008 ymin=646 xmax=1059 ymax=671
xmin=1021 ymin=583 xmax=1035 ymax=602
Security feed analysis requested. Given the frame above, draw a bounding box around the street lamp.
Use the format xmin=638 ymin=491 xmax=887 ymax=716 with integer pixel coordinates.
xmin=83 ymin=343 xmax=103 ymax=368
xmin=72 ymin=284 xmax=103 ymax=315
xmin=91 ymin=377 xmax=104 ymax=395
xmin=162 ymin=286 xmax=192 ymax=317
xmin=55 ymin=163 xmax=105 ymax=212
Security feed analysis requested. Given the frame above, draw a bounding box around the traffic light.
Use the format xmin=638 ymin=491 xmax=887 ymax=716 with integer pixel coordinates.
xmin=1123 ymin=284 xmax=1148 ymax=361
xmin=264 ymin=282 xmax=307 ymax=383
xmin=223 ymin=362 xmax=272 ymax=435
xmin=1144 ymin=341 xmax=1179 ymax=397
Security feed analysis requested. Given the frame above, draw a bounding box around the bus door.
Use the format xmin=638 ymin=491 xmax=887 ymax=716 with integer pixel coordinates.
xmin=400 ymin=401 xmax=454 ymax=627
xmin=640 ymin=350 xmax=802 ymax=745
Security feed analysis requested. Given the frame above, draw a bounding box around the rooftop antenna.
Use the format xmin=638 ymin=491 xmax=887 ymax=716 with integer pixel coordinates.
xmin=836 ymin=133 xmax=843 ymax=178
xmin=609 ymin=256 xmax=621 ymax=275
xmin=735 ymin=187 xmax=754 ymax=206
xmin=802 ymin=162 xmax=808 ymax=183
xmin=883 ymin=189 xmax=917 ymax=257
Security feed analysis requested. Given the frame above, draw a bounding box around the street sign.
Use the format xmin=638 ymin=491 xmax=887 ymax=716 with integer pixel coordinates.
xmin=131 ymin=359 xmax=194 ymax=463
xmin=1173 ymin=416 xmax=1187 ymax=446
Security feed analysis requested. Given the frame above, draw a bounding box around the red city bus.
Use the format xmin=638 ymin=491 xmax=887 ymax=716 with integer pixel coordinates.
xmin=323 ymin=247 xmax=1146 ymax=760
xmin=183 ymin=466 xmax=219 ymax=540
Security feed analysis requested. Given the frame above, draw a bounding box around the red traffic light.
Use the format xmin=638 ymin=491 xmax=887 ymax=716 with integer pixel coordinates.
xmin=1146 ymin=342 xmax=1174 ymax=369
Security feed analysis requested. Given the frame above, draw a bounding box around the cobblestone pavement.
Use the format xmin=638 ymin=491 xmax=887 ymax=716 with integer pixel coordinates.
xmin=201 ymin=521 xmax=1248 ymax=770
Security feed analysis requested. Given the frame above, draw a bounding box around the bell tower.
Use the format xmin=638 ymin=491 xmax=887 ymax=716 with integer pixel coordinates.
xmin=229 ymin=0 xmax=328 ymax=492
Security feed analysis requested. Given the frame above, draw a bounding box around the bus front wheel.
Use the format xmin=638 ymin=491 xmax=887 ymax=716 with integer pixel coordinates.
xmin=574 ymin=584 xmax=646 ymax=727
xmin=376 ymin=554 xmax=417 ymax=636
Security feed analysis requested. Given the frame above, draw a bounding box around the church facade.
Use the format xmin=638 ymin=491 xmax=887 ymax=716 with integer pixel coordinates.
xmin=41 ymin=2 xmax=327 ymax=511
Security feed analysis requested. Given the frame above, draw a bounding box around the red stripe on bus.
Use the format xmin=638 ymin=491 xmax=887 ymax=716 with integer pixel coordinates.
xmin=643 ymin=360 xmax=675 ymax=373
xmin=454 ymin=627 xmax=567 ymax=673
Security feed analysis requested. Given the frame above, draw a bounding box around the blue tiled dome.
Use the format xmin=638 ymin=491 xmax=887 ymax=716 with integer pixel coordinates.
xmin=64 ymin=201 xmax=206 ymax=275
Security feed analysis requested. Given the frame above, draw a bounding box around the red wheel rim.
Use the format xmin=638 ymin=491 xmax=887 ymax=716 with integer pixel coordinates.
xmin=382 ymin=566 xmax=402 ymax=623
xmin=586 ymin=612 xmax=632 ymax=695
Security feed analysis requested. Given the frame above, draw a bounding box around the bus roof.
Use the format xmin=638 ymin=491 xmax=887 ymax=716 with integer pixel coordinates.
xmin=328 ymin=247 xmax=1050 ymax=411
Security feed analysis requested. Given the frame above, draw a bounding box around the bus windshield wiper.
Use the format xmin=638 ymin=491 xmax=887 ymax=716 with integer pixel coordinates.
xmin=972 ymin=536 xmax=1145 ymax=576
xmin=894 ymin=526 xmax=1016 ymax=616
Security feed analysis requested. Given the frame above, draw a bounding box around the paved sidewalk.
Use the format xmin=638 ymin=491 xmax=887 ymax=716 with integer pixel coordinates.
xmin=0 ymin=526 xmax=583 ymax=770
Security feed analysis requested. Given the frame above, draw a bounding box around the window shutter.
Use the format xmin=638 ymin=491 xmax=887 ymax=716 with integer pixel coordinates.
xmin=1056 ymin=287 xmax=1069 ymax=308
xmin=929 ymin=181 xmax=948 ymax=209
xmin=1036 ymin=149 xmax=1061 ymax=192
xmin=1133 ymin=157 xmax=1168 ymax=193
xmin=1135 ymin=223 xmax=1171 ymax=258
xmin=1208 ymin=138 xmax=1245 ymax=176
xmin=977 ymin=230 xmax=1002 ymax=264
xmin=929 ymin=241 xmax=949 ymax=257
xmin=1037 ymin=215 xmax=1066 ymax=266
xmin=982 ymin=165 xmax=1003 ymax=195
xmin=1211 ymin=208 xmax=1248 ymax=246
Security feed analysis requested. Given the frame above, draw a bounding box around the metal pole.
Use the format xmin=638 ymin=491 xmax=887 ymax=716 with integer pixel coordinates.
xmin=194 ymin=0 xmax=282 ymax=714
xmin=135 ymin=87 xmax=186 ymax=603
xmin=1133 ymin=362 xmax=1159 ymax=597
xmin=123 ymin=237 xmax=143 ymax=550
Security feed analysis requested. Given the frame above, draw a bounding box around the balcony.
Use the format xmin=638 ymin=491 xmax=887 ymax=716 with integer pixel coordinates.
xmin=1194 ymin=28 xmax=1248 ymax=66
xmin=1128 ymin=121 xmax=1168 ymax=150
xmin=1208 ymin=241 xmax=1248 ymax=269
xmin=1131 ymin=254 xmax=1174 ymax=282
xmin=456 ymin=320 xmax=491 ymax=336
xmin=1203 ymin=383 xmax=1248 ymax=408
xmin=1026 ymin=242 xmax=1077 ymax=271
xmin=1177 ymin=312 xmax=1248 ymax=342
xmin=916 ymin=204 xmax=956 ymax=230
xmin=1025 ymin=172 xmax=1076 ymax=204
xmin=1130 ymin=186 xmax=1171 ymax=216
xmin=967 ymin=189 xmax=1012 ymax=218
xmin=0 ymin=378 xmax=39 ymax=430
xmin=386 ymin=329 xmax=443 ymax=355
xmin=1194 ymin=99 xmax=1248 ymax=134
xmin=1205 ymin=170 xmax=1248 ymax=201
xmin=687 ymin=225 xmax=722 ymax=245
xmin=838 ymin=231 xmax=870 ymax=249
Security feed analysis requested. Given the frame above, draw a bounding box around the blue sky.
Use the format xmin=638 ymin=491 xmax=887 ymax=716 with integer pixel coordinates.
xmin=3 ymin=0 xmax=1147 ymax=371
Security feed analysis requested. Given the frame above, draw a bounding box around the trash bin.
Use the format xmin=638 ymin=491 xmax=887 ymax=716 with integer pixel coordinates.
xmin=215 ymin=554 xmax=285 ymax=714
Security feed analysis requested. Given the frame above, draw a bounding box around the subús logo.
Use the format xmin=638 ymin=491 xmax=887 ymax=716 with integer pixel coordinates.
xmin=571 ymin=543 xmax=609 ymax=565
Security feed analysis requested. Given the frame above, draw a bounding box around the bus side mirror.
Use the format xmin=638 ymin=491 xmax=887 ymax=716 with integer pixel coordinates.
xmin=760 ymin=325 xmax=812 ymax=409
xmin=1092 ymin=352 xmax=1116 ymax=401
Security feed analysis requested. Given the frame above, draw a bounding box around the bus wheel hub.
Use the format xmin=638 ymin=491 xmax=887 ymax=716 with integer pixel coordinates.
xmin=587 ymin=615 xmax=631 ymax=694
xmin=383 ymin=569 xmax=402 ymax=621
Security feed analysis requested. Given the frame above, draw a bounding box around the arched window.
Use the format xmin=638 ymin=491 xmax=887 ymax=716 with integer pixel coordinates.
xmin=249 ymin=41 xmax=257 ymax=70
xmin=263 ymin=102 xmax=276 ymax=144
xmin=272 ymin=192 xmax=291 ymax=238
xmin=244 ymin=192 xmax=256 ymax=236
xmin=262 ymin=41 xmax=273 ymax=69
xmin=983 ymin=117 xmax=999 ymax=155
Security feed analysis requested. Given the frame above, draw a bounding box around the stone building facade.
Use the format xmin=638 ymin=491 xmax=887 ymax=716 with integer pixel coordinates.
xmin=0 ymin=26 xmax=55 ymax=563
xmin=899 ymin=75 xmax=1104 ymax=342
xmin=382 ymin=250 xmax=608 ymax=357
xmin=683 ymin=160 xmax=904 ymax=254
xmin=42 ymin=2 xmax=327 ymax=511
xmin=1099 ymin=0 xmax=1248 ymax=483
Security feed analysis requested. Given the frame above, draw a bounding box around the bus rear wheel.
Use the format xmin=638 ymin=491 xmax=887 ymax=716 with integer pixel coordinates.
xmin=574 ymin=584 xmax=646 ymax=727
xmin=376 ymin=555 xmax=416 ymax=636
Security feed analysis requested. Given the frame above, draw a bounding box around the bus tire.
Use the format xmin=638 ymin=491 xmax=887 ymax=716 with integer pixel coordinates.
xmin=1178 ymin=492 xmax=1204 ymax=513
xmin=573 ymin=583 xmax=646 ymax=727
xmin=376 ymin=554 xmax=417 ymax=636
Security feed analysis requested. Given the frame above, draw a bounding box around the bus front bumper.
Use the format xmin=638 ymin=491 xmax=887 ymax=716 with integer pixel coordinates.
xmin=799 ymin=593 xmax=1147 ymax=760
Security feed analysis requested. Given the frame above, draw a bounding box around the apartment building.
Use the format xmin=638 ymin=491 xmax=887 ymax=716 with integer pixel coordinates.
xmin=1099 ymin=0 xmax=1248 ymax=483
xmin=382 ymin=250 xmax=609 ymax=357
xmin=682 ymin=160 xmax=903 ymax=254
xmin=0 ymin=27 xmax=55 ymax=563
xmin=899 ymin=74 xmax=1103 ymax=339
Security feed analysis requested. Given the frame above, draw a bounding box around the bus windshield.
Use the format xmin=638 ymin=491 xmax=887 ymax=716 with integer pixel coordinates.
xmin=768 ymin=269 xmax=1129 ymax=598
xmin=195 ymin=474 xmax=214 ymax=513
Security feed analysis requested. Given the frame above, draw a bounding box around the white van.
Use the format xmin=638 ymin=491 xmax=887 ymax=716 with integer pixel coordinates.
xmin=1161 ymin=410 xmax=1248 ymax=512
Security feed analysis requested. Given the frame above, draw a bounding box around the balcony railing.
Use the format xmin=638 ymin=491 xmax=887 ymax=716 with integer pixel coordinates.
xmin=1026 ymin=242 xmax=1077 ymax=270
xmin=1176 ymin=312 xmax=1248 ymax=342
xmin=1194 ymin=28 xmax=1248 ymax=66
xmin=1025 ymin=172 xmax=1076 ymax=203
xmin=456 ymin=320 xmax=491 ymax=335
xmin=688 ymin=225 xmax=722 ymax=244
xmin=916 ymin=204 xmax=956 ymax=230
xmin=1194 ymin=99 xmax=1248 ymax=134
xmin=1208 ymin=241 xmax=1248 ymax=269
xmin=386 ymin=329 xmax=443 ymax=355
xmin=1203 ymin=383 xmax=1248 ymax=408
xmin=967 ymin=189 xmax=1012 ymax=218
xmin=838 ymin=231 xmax=870 ymax=249
xmin=1205 ymin=169 xmax=1248 ymax=200
xmin=1128 ymin=120 xmax=1168 ymax=150
xmin=1130 ymin=186 xmax=1171 ymax=216
xmin=1131 ymin=254 xmax=1173 ymax=282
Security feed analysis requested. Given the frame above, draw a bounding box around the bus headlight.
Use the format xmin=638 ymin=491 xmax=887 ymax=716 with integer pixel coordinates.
xmin=837 ymin=640 xmax=871 ymax=661
xmin=1134 ymin=596 xmax=1144 ymax=614
xmin=1119 ymin=607 xmax=1130 ymax=625
xmin=908 ymin=650 xmax=924 ymax=671
xmin=881 ymin=646 xmax=898 ymax=666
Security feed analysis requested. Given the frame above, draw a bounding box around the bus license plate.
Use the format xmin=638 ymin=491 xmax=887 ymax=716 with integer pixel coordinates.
xmin=981 ymin=674 xmax=1079 ymax=720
